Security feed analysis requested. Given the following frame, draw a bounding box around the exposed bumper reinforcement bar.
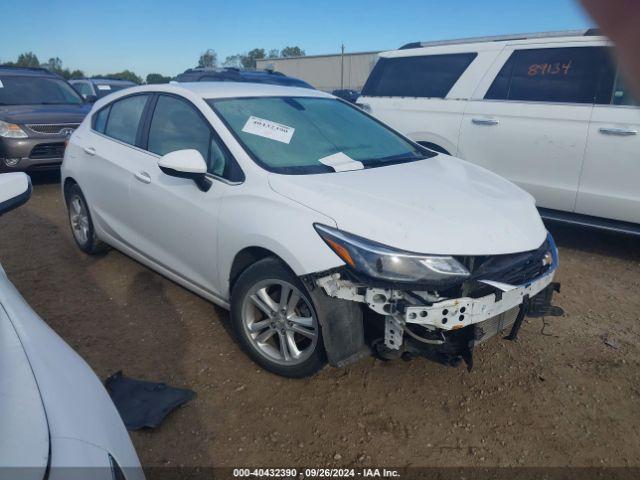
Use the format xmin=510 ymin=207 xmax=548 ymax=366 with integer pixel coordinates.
xmin=403 ymin=270 xmax=557 ymax=331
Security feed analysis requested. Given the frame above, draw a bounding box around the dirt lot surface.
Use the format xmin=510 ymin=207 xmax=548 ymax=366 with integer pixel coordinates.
xmin=2 ymin=173 xmax=640 ymax=471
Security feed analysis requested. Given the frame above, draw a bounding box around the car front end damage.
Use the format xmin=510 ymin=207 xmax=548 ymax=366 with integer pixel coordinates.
xmin=303 ymin=230 xmax=563 ymax=370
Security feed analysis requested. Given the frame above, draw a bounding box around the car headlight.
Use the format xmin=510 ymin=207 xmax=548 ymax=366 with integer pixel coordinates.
xmin=0 ymin=119 xmax=28 ymax=138
xmin=314 ymin=224 xmax=470 ymax=286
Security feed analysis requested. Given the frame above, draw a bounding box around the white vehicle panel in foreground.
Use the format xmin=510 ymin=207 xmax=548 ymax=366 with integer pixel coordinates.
xmin=0 ymin=304 xmax=48 ymax=478
xmin=0 ymin=173 xmax=30 ymax=203
xmin=0 ymin=268 xmax=144 ymax=479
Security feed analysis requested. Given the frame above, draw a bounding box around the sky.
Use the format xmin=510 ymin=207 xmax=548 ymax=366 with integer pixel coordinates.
xmin=0 ymin=0 xmax=593 ymax=79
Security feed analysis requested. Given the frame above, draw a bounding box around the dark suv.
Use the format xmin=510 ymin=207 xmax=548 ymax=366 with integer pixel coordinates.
xmin=174 ymin=67 xmax=315 ymax=89
xmin=0 ymin=66 xmax=90 ymax=173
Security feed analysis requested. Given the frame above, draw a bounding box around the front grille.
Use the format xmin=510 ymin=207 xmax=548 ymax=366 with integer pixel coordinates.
xmin=26 ymin=123 xmax=79 ymax=135
xmin=27 ymin=162 xmax=61 ymax=171
xmin=458 ymin=237 xmax=552 ymax=286
xmin=30 ymin=143 xmax=65 ymax=159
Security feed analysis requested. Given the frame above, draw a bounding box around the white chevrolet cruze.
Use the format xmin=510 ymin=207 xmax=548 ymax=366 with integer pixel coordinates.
xmin=62 ymin=83 xmax=561 ymax=378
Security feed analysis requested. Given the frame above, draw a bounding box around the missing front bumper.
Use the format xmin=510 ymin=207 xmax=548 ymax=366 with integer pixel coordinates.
xmin=315 ymin=270 xmax=563 ymax=368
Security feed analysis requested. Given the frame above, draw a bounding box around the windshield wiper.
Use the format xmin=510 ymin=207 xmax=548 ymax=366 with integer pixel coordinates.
xmin=361 ymin=153 xmax=430 ymax=167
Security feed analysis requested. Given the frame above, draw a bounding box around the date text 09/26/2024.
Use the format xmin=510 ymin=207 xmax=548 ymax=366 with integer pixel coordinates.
xmin=233 ymin=468 xmax=401 ymax=478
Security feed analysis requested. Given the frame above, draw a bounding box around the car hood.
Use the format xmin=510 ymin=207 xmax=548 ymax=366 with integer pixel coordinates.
xmin=0 ymin=104 xmax=90 ymax=125
xmin=268 ymin=155 xmax=547 ymax=256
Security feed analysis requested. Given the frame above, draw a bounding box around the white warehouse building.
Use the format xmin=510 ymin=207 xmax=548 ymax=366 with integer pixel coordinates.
xmin=256 ymin=51 xmax=381 ymax=93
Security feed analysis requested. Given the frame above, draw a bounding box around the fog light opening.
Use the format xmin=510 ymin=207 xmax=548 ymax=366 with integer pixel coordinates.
xmin=4 ymin=158 xmax=21 ymax=167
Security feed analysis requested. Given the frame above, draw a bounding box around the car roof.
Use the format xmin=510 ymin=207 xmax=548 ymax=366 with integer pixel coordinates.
xmin=385 ymin=30 xmax=609 ymax=57
xmin=112 ymin=82 xmax=333 ymax=100
xmin=175 ymin=68 xmax=314 ymax=89
xmin=0 ymin=66 xmax=60 ymax=78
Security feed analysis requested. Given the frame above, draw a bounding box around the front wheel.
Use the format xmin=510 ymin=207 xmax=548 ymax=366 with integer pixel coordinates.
xmin=230 ymin=258 xmax=326 ymax=378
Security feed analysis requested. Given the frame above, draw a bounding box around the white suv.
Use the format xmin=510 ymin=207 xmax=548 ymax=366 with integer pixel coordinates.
xmin=62 ymin=83 xmax=561 ymax=377
xmin=358 ymin=30 xmax=640 ymax=233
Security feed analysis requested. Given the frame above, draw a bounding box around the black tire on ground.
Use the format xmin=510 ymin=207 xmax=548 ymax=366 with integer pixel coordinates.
xmin=65 ymin=183 xmax=109 ymax=255
xmin=230 ymin=257 xmax=327 ymax=378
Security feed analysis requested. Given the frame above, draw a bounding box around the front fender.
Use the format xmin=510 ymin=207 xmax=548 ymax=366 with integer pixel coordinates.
xmin=217 ymin=192 xmax=343 ymax=300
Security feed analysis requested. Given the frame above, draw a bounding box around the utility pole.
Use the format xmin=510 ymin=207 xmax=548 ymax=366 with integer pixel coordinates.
xmin=340 ymin=44 xmax=345 ymax=90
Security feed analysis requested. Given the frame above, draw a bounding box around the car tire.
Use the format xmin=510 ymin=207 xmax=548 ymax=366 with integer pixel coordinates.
xmin=65 ymin=184 xmax=109 ymax=255
xmin=230 ymin=257 xmax=326 ymax=378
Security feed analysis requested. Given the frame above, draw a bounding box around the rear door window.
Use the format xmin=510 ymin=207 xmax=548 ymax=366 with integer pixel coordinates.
xmin=362 ymin=53 xmax=477 ymax=98
xmin=103 ymin=94 xmax=149 ymax=145
xmin=485 ymin=47 xmax=610 ymax=104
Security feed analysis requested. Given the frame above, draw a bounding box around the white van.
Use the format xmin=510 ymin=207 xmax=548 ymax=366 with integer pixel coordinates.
xmin=358 ymin=30 xmax=640 ymax=234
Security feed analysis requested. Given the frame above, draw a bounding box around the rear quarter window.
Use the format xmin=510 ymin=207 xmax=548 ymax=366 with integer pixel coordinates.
xmin=92 ymin=105 xmax=111 ymax=133
xmin=361 ymin=52 xmax=477 ymax=98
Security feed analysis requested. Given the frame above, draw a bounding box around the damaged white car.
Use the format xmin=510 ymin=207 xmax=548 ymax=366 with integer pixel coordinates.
xmin=62 ymin=83 xmax=562 ymax=377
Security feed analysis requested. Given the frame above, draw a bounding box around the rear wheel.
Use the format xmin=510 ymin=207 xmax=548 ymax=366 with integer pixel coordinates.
xmin=230 ymin=258 xmax=326 ymax=378
xmin=65 ymin=184 xmax=109 ymax=255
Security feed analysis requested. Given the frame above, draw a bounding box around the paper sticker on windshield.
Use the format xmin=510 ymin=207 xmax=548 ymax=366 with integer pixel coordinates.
xmin=241 ymin=116 xmax=295 ymax=144
xmin=0 ymin=80 xmax=3 ymax=88
xmin=318 ymin=152 xmax=364 ymax=172
xmin=96 ymin=84 xmax=111 ymax=91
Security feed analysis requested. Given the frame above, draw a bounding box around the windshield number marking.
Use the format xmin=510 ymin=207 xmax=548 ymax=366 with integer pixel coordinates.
xmin=241 ymin=116 xmax=295 ymax=144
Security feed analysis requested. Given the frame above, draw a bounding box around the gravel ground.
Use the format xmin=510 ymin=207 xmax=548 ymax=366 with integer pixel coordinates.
xmin=2 ymin=172 xmax=640 ymax=471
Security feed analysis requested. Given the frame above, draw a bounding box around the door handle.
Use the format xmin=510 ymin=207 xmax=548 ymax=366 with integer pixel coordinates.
xmin=83 ymin=146 xmax=96 ymax=156
xmin=134 ymin=171 xmax=151 ymax=184
xmin=599 ymin=127 xmax=638 ymax=136
xmin=472 ymin=118 xmax=499 ymax=126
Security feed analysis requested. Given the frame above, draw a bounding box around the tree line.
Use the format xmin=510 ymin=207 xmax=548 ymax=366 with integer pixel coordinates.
xmin=199 ymin=46 xmax=306 ymax=69
xmin=1 ymin=46 xmax=306 ymax=86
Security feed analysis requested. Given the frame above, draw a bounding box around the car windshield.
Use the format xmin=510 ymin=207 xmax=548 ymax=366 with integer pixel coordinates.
xmin=208 ymin=96 xmax=432 ymax=174
xmin=94 ymin=82 xmax=133 ymax=98
xmin=0 ymin=75 xmax=83 ymax=105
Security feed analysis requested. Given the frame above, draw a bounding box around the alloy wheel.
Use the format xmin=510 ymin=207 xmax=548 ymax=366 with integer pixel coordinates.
xmin=69 ymin=195 xmax=90 ymax=245
xmin=241 ymin=280 xmax=318 ymax=366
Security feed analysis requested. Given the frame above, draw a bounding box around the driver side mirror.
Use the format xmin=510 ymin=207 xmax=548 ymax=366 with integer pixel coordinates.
xmin=0 ymin=173 xmax=32 ymax=216
xmin=84 ymin=94 xmax=98 ymax=103
xmin=158 ymin=149 xmax=212 ymax=192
